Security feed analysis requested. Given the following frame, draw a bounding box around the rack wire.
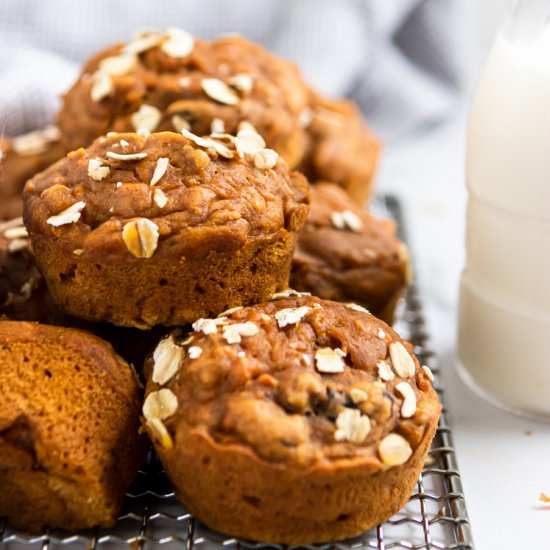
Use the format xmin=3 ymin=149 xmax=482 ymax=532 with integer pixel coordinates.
xmin=0 ymin=196 xmax=474 ymax=550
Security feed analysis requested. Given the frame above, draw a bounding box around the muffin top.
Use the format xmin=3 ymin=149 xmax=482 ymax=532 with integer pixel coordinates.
xmin=57 ymin=30 xmax=310 ymax=168
xmin=291 ymin=182 xmax=410 ymax=316
xmin=23 ymin=131 xmax=309 ymax=262
xmin=143 ymin=294 xmax=440 ymax=469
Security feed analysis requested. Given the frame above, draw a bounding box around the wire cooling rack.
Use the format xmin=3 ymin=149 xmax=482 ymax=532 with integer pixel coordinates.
xmin=0 ymin=196 xmax=474 ymax=550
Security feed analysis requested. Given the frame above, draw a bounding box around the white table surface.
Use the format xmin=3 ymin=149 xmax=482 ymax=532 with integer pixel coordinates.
xmin=376 ymin=110 xmax=550 ymax=550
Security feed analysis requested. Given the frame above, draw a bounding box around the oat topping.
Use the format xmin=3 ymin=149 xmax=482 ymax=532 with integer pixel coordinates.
xmin=0 ymin=217 xmax=24 ymax=233
xmin=222 ymin=321 xmax=259 ymax=344
xmin=46 ymin=201 xmax=86 ymax=227
xmin=188 ymin=346 xmax=203 ymax=359
xmin=299 ymin=108 xmax=314 ymax=128
xmin=274 ymin=306 xmax=311 ymax=328
xmin=229 ymin=74 xmax=254 ymax=93
xmin=209 ymin=139 xmax=235 ymax=159
xmin=192 ymin=317 xmax=228 ymax=335
xmin=201 ymin=78 xmax=240 ymax=105
xmin=218 ymin=306 xmax=244 ymax=317
xmin=179 ymin=76 xmax=192 ymax=88
xmin=137 ymin=128 xmax=151 ymax=138
xmin=181 ymin=128 xmax=214 ymax=149
xmin=334 ymin=408 xmax=371 ymax=444
xmin=106 ymin=151 xmax=148 ymax=161
xmin=116 ymin=182 xmax=123 ymax=188
xmin=271 ymin=289 xmax=311 ymax=299
xmin=3 ymin=226 xmax=28 ymax=239
xmin=210 ymin=118 xmax=225 ymax=134
xmin=349 ymin=387 xmax=368 ymax=404
xmin=143 ymin=388 xmax=178 ymax=421
xmin=395 ymin=382 xmax=417 ymax=418
xmin=172 ymin=114 xmax=191 ymax=132
xmin=378 ymin=433 xmax=412 ymax=466
xmin=99 ymin=53 xmax=136 ymax=76
xmin=152 ymin=336 xmax=184 ymax=385
xmin=123 ymin=30 xmax=161 ymax=54
xmin=161 ymin=27 xmax=194 ymax=58
xmin=377 ymin=360 xmax=395 ymax=382
xmin=122 ymin=218 xmax=159 ymax=258
xmin=235 ymin=129 xmax=266 ymax=157
xmin=344 ymin=303 xmax=370 ymax=314
xmin=377 ymin=329 xmax=386 ymax=339
xmin=389 ymin=342 xmax=416 ymax=378
xmin=331 ymin=209 xmax=364 ymax=232
xmin=7 ymin=239 xmax=28 ymax=253
xmin=150 ymin=157 xmax=169 ymax=186
xmin=90 ymin=70 xmax=113 ymax=102
xmin=146 ymin=418 xmax=173 ymax=450
xmin=131 ymin=104 xmax=162 ymax=132
xmin=20 ymin=280 xmax=33 ymax=299
xmin=73 ymin=248 xmax=83 ymax=256
xmin=254 ymin=148 xmax=278 ymax=170
xmin=11 ymin=126 xmax=60 ymax=156
xmin=88 ymin=158 xmax=110 ymax=181
xmin=302 ymin=353 xmax=311 ymax=366
xmin=315 ymin=347 xmax=346 ymax=374
xmin=153 ymin=188 xmax=168 ymax=208
xmin=422 ymin=365 xmax=435 ymax=382
xmin=238 ymin=121 xmax=257 ymax=133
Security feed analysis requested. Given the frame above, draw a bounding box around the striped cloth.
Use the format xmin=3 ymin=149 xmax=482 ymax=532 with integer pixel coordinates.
xmin=0 ymin=0 xmax=463 ymax=139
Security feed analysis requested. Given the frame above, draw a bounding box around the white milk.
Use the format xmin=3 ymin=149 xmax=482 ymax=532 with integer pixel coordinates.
xmin=457 ymin=5 xmax=550 ymax=420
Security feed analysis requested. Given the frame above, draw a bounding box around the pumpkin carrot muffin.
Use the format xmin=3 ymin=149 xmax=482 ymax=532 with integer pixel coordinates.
xmin=291 ymin=183 xmax=410 ymax=324
xmin=0 ymin=321 xmax=146 ymax=532
xmin=0 ymin=128 xmax=66 ymax=220
xmin=142 ymin=294 xmax=440 ymax=543
xmin=57 ymin=30 xmax=310 ymax=168
xmin=0 ymin=217 xmax=63 ymax=323
xmin=23 ymin=130 xmax=309 ymax=328
xmin=300 ymin=95 xmax=381 ymax=205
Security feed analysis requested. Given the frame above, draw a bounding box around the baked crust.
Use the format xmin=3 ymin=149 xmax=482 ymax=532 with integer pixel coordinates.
xmin=0 ymin=132 xmax=66 ymax=220
xmin=23 ymin=131 xmax=309 ymax=328
xmin=143 ymin=295 xmax=441 ymax=543
xmin=300 ymin=95 xmax=381 ymax=205
xmin=57 ymin=32 xmax=310 ymax=168
xmin=0 ymin=321 xmax=146 ymax=532
xmin=291 ymin=183 xmax=410 ymax=323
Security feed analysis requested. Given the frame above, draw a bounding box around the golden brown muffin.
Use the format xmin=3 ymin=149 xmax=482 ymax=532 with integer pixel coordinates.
xmin=0 ymin=321 xmax=147 ymax=532
xmin=142 ymin=294 xmax=440 ymax=544
xmin=57 ymin=30 xmax=310 ymax=168
xmin=0 ymin=217 xmax=165 ymax=366
xmin=300 ymin=95 xmax=381 ymax=205
xmin=0 ymin=217 xmax=63 ymax=323
xmin=0 ymin=128 xmax=66 ymax=220
xmin=291 ymin=183 xmax=410 ymax=324
xmin=23 ymin=130 xmax=309 ymax=328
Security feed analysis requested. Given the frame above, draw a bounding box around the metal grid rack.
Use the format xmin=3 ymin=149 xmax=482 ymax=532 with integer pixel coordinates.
xmin=0 ymin=196 xmax=474 ymax=550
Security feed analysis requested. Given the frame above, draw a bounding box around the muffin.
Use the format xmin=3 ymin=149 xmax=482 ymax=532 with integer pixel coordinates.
xmin=291 ymin=183 xmax=410 ymax=323
xmin=142 ymin=294 xmax=441 ymax=543
xmin=0 ymin=128 xmax=66 ymax=220
xmin=300 ymin=95 xmax=381 ymax=205
xmin=57 ymin=30 xmax=310 ymax=168
xmin=0 ymin=321 xmax=146 ymax=532
xmin=0 ymin=217 xmax=63 ymax=323
xmin=23 ymin=130 xmax=309 ymax=328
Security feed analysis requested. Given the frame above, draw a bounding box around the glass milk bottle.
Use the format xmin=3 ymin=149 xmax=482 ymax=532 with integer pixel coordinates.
xmin=457 ymin=0 xmax=550 ymax=420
